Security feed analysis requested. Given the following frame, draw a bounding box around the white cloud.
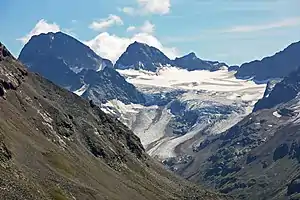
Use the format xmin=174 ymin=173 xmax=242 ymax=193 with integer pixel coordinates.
xmin=87 ymin=15 xmax=176 ymax=63
xmin=63 ymin=28 xmax=77 ymax=37
xmin=138 ymin=0 xmax=171 ymax=15
xmin=85 ymin=32 xmax=178 ymax=63
xmin=121 ymin=0 xmax=171 ymax=15
xmin=224 ymin=17 xmax=300 ymax=33
xmin=140 ymin=20 xmax=155 ymax=33
xmin=89 ymin=15 xmax=123 ymax=31
xmin=17 ymin=19 xmax=60 ymax=44
xmin=127 ymin=21 xmax=155 ymax=33
xmin=121 ymin=7 xmax=135 ymax=15
xmin=127 ymin=26 xmax=137 ymax=32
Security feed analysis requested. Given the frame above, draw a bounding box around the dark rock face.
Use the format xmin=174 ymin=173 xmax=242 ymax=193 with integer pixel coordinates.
xmin=18 ymin=32 xmax=145 ymax=104
xmin=235 ymin=41 xmax=300 ymax=81
xmin=261 ymin=79 xmax=282 ymax=98
xmin=173 ymin=52 xmax=228 ymax=71
xmin=0 ymin=43 xmax=13 ymax=60
xmin=18 ymin=32 xmax=111 ymax=91
xmin=254 ymin=67 xmax=300 ymax=111
xmin=115 ymin=41 xmax=173 ymax=72
xmin=19 ymin=32 xmax=112 ymax=72
xmin=0 ymin=142 xmax=12 ymax=162
xmin=228 ymin=66 xmax=239 ymax=71
xmin=273 ymin=143 xmax=289 ymax=161
xmin=288 ymin=178 xmax=300 ymax=195
xmin=289 ymin=140 xmax=300 ymax=162
xmin=0 ymin=53 xmax=28 ymax=97
xmin=82 ymin=67 xmax=145 ymax=104
xmin=20 ymin=54 xmax=82 ymax=90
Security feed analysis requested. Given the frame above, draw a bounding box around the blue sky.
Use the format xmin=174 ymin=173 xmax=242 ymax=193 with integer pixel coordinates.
xmin=1 ymin=0 xmax=300 ymax=65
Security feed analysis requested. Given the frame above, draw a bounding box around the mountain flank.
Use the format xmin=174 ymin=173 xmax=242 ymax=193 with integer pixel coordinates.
xmin=1 ymin=42 xmax=230 ymax=200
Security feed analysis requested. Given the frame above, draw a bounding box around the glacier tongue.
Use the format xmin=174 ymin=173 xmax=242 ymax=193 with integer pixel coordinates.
xmin=101 ymin=67 xmax=266 ymax=160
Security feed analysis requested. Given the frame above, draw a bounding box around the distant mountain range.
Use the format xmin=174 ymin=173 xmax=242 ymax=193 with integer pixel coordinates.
xmin=115 ymin=41 xmax=228 ymax=72
xmin=18 ymin=32 xmax=233 ymax=104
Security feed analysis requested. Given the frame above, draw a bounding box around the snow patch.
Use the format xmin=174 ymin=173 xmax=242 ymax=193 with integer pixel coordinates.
xmin=73 ymin=84 xmax=90 ymax=96
xmin=37 ymin=110 xmax=66 ymax=147
xmin=273 ymin=111 xmax=282 ymax=118
xmin=69 ymin=66 xmax=84 ymax=74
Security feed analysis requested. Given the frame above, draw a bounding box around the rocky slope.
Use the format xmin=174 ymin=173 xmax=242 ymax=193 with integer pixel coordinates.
xmin=18 ymin=32 xmax=145 ymax=104
xmin=235 ymin=41 xmax=300 ymax=82
xmin=81 ymin=66 xmax=145 ymax=104
xmin=166 ymin=65 xmax=300 ymax=200
xmin=254 ymin=67 xmax=300 ymax=112
xmin=0 ymin=42 xmax=231 ymax=200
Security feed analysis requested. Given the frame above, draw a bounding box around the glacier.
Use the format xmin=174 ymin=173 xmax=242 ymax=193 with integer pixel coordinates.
xmin=100 ymin=66 xmax=266 ymax=160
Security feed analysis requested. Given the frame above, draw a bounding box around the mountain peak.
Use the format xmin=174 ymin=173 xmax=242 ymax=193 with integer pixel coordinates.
xmin=19 ymin=32 xmax=112 ymax=75
xmin=173 ymin=52 xmax=227 ymax=71
xmin=131 ymin=41 xmax=146 ymax=46
xmin=186 ymin=52 xmax=196 ymax=57
xmin=127 ymin=41 xmax=151 ymax=51
xmin=115 ymin=42 xmax=172 ymax=72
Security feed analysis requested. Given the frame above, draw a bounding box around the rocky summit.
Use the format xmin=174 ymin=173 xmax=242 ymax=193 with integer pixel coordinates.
xmin=0 ymin=43 xmax=231 ymax=200
xmin=114 ymin=41 xmax=173 ymax=72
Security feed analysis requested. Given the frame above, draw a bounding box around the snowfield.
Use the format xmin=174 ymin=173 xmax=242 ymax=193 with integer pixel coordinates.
xmin=118 ymin=67 xmax=263 ymax=93
xmin=102 ymin=67 xmax=266 ymax=160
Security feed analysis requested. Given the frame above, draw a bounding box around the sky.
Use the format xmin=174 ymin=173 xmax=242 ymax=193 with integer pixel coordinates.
xmin=0 ymin=0 xmax=300 ymax=65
